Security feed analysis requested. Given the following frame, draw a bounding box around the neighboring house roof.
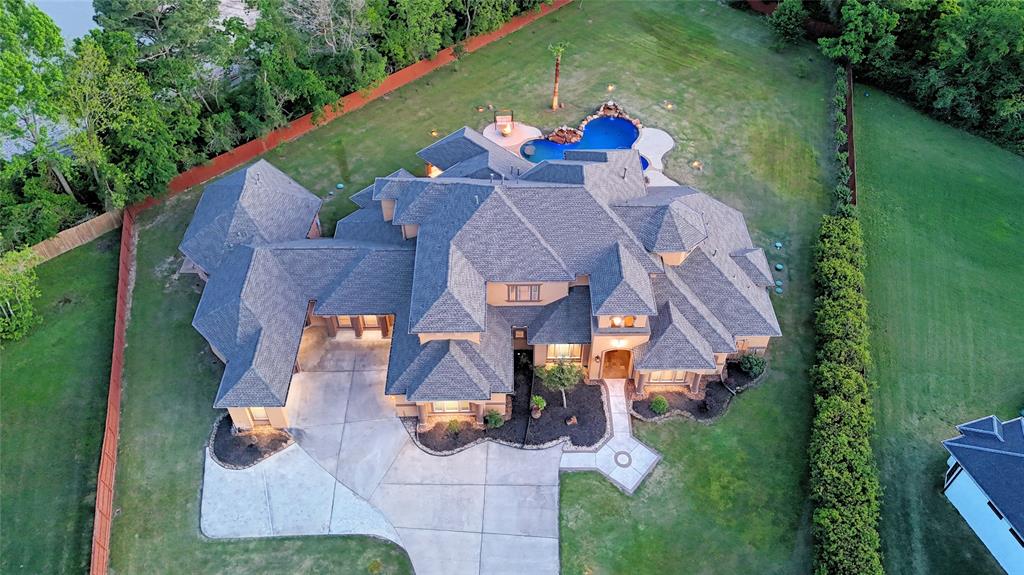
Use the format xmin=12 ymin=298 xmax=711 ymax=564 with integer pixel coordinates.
xmin=179 ymin=160 xmax=322 ymax=274
xmin=182 ymin=128 xmax=781 ymax=407
xmin=944 ymin=416 xmax=1024 ymax=532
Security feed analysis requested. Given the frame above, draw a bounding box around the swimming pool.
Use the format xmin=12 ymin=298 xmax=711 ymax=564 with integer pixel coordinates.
xmin=520 ymin=116 xmax=649 ymax=169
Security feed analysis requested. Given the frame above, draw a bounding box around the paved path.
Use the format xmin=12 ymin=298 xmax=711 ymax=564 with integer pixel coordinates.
xmin=559 ymin=379 xmax=660 ymax=493
xmin=635 ymin=127 xmax=680 ymax=187
xmin=201 ymin=334 xmax=659 ymax=574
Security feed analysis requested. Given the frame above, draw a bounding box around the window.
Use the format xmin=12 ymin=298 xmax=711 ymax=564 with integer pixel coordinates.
xmin=513 ymin=329 xmax=527 ymax=339
xmin=943 ymin=461 xmax=961 ymax=487
xmin=547 ymin=344 xmax=583 ymax=363
xmin=988 ymin=501 xmax=1004 ymax=520
xmin=248 ymin=407 xmax=271 ymax=425
xmin=432 ymin=401 xmax=471 ymax=413
xmin=507 ymin=284 xmax=541 ymax=302
xmin=649 ymin=370 xmax=688 ymax=383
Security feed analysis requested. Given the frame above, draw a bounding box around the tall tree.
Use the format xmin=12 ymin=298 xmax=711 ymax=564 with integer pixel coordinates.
xmin=548 ymin=41 xmax=568 ymax=110
xmin=229 ymin=0 xmax=339 ymax=137
xmin=282 ymin=0 xmax=368 ymax=55
xmin=0 ymin=0 xmax=75 ymax=196
xmin=364 ymin=0 xmax=456 ymax=69
xmin=93 ymin=0 xmax=225 ymax=154
xmin=61 ymin=32 xmax=178 ymax=208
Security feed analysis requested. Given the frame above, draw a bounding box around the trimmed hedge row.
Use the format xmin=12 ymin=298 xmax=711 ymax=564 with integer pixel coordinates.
xmin=831 ymin=66 xmax=854 ymax=207
xmin=809 ymin=214 xmax=883 ymax=575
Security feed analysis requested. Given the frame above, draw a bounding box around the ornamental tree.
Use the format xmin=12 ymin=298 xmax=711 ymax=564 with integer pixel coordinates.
xmin=534 ymin=360 xmax=584 ymax=408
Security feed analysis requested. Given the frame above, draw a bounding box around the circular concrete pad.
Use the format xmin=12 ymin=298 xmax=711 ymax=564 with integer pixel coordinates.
xmin=614 ymin=451 xmax=632 ymax=468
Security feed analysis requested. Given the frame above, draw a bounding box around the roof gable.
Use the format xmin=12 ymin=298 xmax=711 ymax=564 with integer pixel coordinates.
xmin=589 ymin=243 xmax=657 ymax=316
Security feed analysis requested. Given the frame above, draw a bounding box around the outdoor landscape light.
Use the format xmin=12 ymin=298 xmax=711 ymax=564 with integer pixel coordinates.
xmin=430 ymin=129 xmax=439 ymax=137
xmin=607 ymin=83 xmax=615 ymax=92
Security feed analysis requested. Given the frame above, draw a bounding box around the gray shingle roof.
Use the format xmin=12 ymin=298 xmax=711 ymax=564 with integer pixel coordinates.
xmin=416 ymin=127 xmax=531 ymax=179
xmin=186 ymin=127 xmax=781 ymax=409
xmin=588 ymin=243 xmax=658 ymax=316
xmin=179 ymin=160 xmax=322 ymax=274
xmin=612 ymin=188 xmax=708 ymax=253
xmin=511 ymin=286 xmax=593 ymax=344
xmin=388 ymin=307 xmax=513 ymax=401
xmin=731 ymin=248 xmax=775 ymax=288
xmin=633 ymin=302 xmax=716 ymax=371
xmin=943 ymin=416 xmax=1024 ymax=532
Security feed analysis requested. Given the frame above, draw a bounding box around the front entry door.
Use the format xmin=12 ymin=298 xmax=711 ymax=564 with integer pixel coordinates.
xmin=602 ymin=349 xmax=631 ymax=379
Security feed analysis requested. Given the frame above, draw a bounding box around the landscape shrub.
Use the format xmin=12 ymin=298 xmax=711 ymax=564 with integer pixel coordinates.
xmin=808 ymin=213 xmax=883 ymax=575
xmin=738 ymin=354 xmax=767 ymax=378
xmin=445 ymin=419 xmax=462 ymax=438
xmin=649 ymin=395 xmax=669 ymax=415
xmin=530 ymin=394 xmax=547 ymax=411
xmin=0 ymin=247 xmax=43 ymax=342
xmin=484 ymin=410 xmax=504 ymax=429
xmin=767 ymin=0 xmax=808 ymax=47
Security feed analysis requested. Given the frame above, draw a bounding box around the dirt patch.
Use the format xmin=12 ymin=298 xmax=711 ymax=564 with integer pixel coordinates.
xmin=210 ymin=415 xmax=292 ymax=468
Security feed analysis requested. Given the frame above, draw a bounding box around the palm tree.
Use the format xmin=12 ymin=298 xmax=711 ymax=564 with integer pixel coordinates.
xmin=548 ymin=42 xmax=570 ymax=110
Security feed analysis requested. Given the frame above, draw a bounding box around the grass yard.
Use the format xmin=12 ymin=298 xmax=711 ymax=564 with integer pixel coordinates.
xmin=1 ymin=234 xmax=119 ymax=574
xmin=856 ymin=89 xmax=1024 ymax=575
xmin=108 ymin=1 xmax=833 ymax=573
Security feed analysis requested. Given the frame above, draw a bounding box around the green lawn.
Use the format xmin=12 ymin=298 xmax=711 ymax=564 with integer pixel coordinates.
xmin=856 ymin=89 xmax=1024 ymax=575
xmin=1 ymin=234 xmax=118 ymax=574
xmin=108 ymin=1 xmax=834 ymax=573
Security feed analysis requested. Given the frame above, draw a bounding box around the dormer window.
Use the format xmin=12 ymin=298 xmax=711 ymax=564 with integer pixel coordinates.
xmin=507 ymin=284 xmax=541 ymax=302
xmin=610 ymin=316 xmax=636 ymax=328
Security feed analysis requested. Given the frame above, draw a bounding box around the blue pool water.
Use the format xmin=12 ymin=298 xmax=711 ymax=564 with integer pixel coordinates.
xmin=520 ymin=116 xmax=649 ymax=169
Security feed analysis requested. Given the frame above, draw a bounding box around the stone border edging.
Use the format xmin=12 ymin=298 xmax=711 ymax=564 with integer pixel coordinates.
xmin=88 ymin=3 xmax=573 ymax=573
xmin=205 ymin=413 xmax=295 ymax=471
xmin=402 ymin=380 xmax=613 ymax=457
xmin=628 ymin=368 xmax=770 ymax=425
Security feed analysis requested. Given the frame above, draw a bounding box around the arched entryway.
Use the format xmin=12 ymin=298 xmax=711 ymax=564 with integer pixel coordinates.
xmin=601 ymin=349 xmax=632 ymax=379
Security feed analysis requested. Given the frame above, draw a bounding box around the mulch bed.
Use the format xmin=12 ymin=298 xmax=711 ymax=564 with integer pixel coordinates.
xmin=631 ymin=361 xmax=764 ymax=422
xmin=526 ymin=380 xmax=605 ymax=447
xmin=211 ymin=415 xmax=292 ymax=468
xmin=417 ymin=358 xmax=608 ymax=451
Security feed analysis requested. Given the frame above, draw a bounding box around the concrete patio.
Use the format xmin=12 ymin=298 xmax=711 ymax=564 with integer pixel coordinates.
xmin=201 ymin=329 xmax=660 ymax=574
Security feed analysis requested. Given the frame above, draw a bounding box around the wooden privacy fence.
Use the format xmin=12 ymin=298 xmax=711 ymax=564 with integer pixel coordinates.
xmin=87 ymin=2 xmax=571 ymax=573
xmin=30 ymin=210 xmax=122 ymax=263
xmin=89 ymin=205 xmax=136 ymax=575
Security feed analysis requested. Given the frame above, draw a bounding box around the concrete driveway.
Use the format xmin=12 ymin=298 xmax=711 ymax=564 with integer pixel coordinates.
xmin=203 ymin=331 xmax=563 ymax=575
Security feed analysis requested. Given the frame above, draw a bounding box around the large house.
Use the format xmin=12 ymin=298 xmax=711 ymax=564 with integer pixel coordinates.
xmin=943 ymin=415 xmax=1024 ymax=574
xmin=179 ymin=127 xmax=780 ymax=431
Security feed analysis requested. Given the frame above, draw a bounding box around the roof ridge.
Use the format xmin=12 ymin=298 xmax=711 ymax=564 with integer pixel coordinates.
xmin=587 ymin=186 xmax=664 ymax=272
xmin=492 ymin=186 xmax=572 ymax=276
xmin=661 ymin=264 xmax=735 ymax=348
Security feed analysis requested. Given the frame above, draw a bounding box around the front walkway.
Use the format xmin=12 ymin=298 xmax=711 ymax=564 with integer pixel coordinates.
xmin=559 ymin=379 xmax=660 ymax=493
xmin=201 ymin=332 xmax=659 ymax=574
